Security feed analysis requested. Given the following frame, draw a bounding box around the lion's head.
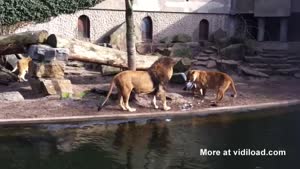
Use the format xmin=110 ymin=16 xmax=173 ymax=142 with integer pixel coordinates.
xmin=148 ymin=57 xmax=178 ymax=86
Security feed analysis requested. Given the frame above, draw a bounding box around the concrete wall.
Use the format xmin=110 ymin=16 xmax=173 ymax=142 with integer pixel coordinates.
xmin=233 ymin=0 xmax=297 ymax=15
xmin=254 ymin=0 xmax=291 ymax=17
xmin=288 ymin=13 xmax=300 ymax=41
xmin=232 ymin=0 xmax=254 ymax=14
xmin=92 ymin=0 xmax=232 ymax=14
xmin=289 ymin=42 xmax=300 ymax=55
xmin=16 ymin=9 xmax=231 ymax=43
xmin=291 ymin=0 xmax=300 ymax=13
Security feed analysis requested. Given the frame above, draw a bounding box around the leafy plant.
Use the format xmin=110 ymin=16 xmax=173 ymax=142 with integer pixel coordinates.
xmin=0 ymin=0 xmax=104 ymax=26
xmin=60 ymin=92 xmax=71 ymax=99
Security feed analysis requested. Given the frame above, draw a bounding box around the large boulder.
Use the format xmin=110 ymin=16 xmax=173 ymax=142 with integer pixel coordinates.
xmin=170 ymin=73 xmax=187 ymax=84
xmin=215 ymin=37 xmax=231 ymax=49
xmin=0 ymin=71 xmax=14 ymax=84
xmin=159 ymin=36 xmax=173 ymax=44
xmin=220 ymin=44 xmax=245 ymax=60
xmin=27 ymin=44 xmax=69 ymax=62
xmin=172 ymin=34 xmax=192 ymax=43
xmin=109 ymin=22 xmax=142 ymax=51
xmin=0 ymin=91 xmax=24 ymax=102
xmin=136 ymin=42 xmax=152 ymax=55
xmin=244 ymin=39 xmax=259 ymax=56
xmin=173 ymin=57 xmax=192 ymax=72
xmin=210 ymin=28 xmax=227 ymax=43
xmin=216 ymin=60 xmax=241 ymax=75
xmin=29 ymin=78 xmax=73 ymax=96
xmin=155 ymin=46 xmax=172 ymax=56
xmin=170 ymin=43 xmax=192 ymax=58
xmin=1 ymin=54 xmax=18 ymax=70
xmin=29 ymin=60 xmax=65 ymax=79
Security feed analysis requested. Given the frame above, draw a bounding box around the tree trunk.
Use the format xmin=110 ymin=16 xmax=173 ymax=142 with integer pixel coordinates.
xmin=125 ymin=0 xmax=136 ymax=70
xmin=0 ymin=30 xmax=49 ymax=55
xmin=55 ymin=37 xmax=163 ymax=70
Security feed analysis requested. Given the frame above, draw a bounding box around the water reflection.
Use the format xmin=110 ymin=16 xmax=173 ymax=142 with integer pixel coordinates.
xmin=0 ymin=107 xmax=299 ymax=169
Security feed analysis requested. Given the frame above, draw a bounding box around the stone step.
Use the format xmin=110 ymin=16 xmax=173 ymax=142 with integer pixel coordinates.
xmin=244 ymin=56 xmax=287 ymax=64
xmin=262 ymin=49 xmax=288 ymax=55
xmin=249 ymin=63 xmax=294 ymax=70
xmin=287 ymin=60 xmax=300 ymax=64
xmin=287 ymin=56 xmax=300 ymax=62
xmin=287 ymin=55 xmax=300 ymax=59
xmin=262 ymin=48 xmax=288 ymax=51
xmin=277 ymin=68 xmax=300 ymax=75
xmin=198 ymin=52 xmax=210 ymax=57
xmin=194 ymin=56 xmax=209 ymax=61
xmin=259 ymin=53 xmax=287 ymax=58
xmin=270 ymin=64 xmax=293 ymax=69
xmin=259 ymin=41 xmax=288 ymax=51
xmin=254 ymin=68 xmax=276 ymax=75
xmin=202 ymin=49 xmax=216 ymax=54
xmin=193 ymin=60 xmax=208 ymax=66
xmin=248 ymin=63 xmax=269 ymax=68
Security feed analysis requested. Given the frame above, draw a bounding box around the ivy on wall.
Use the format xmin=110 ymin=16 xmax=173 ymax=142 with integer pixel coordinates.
xmin=0 ymin=0 xmax=104 ymax=26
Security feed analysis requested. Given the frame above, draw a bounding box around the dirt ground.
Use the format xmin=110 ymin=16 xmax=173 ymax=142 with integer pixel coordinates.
xmin=0 ymin=68 xmax=300 ymax=119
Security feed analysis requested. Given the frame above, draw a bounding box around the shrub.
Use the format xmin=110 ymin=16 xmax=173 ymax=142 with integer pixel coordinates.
xmin=0 ymin=0 xmax=103 ymax=26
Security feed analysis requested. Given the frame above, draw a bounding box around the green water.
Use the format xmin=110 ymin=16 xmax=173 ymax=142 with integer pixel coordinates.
xmin=0 ymin=108 xmax=299 ymax=169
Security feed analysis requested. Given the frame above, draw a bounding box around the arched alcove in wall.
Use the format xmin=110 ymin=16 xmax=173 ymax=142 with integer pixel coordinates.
xmin=199 ymin=19 xmax=209 ymax=40
xmin=78 ymin=15 xmax=90 ymax=39
xmin=141 ymin=16 xmax=153 ymax=42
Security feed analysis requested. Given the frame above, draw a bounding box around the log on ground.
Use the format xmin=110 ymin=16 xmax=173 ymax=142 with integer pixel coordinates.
xmin=0 ymin=30 xmax=49 ymax=55
xmin=55 ymin=37 xmax=173 ymax=70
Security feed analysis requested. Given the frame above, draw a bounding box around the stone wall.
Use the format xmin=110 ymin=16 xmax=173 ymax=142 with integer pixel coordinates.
xmin=16 ymin=9 xmax=231 ymax=43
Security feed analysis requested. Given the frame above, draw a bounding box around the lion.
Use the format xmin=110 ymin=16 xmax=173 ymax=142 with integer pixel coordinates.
xmin=184 ymin=70 xmax=237 ymax=104
xmin=11 ymin=57 xmax=32 ymax=82
xmin=98 ymin=57 xmax=178 ymax=112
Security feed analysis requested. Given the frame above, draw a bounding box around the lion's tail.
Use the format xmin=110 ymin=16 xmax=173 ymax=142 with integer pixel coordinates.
xmin=230 ymin=79 xmax=237 ymax=98
xmin=97 ymin=79 xmax=115 ymax=111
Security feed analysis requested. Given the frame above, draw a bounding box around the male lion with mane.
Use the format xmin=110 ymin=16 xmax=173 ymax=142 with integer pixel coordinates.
xmin=98 ymin=57 xmax=177 ymax=112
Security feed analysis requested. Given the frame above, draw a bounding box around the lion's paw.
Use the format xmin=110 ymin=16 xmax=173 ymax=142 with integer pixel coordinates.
xmin=163 ymin=106 xmax=171 ymax=111
xmin=128 ymin=108 xmax=136 ymax=112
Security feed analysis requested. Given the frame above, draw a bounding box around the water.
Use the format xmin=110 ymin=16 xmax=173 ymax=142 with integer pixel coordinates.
xmin=0 ymin=108 xmax=299 ymax=169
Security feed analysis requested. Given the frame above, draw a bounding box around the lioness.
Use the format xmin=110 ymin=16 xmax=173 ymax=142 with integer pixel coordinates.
xmin=184 ymin=70 xmax=237 ymax=103
xmin=98 ymin=57 xmax=177 ymax=112
xmin=12 ymin=57 xmax=32 ymax=82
